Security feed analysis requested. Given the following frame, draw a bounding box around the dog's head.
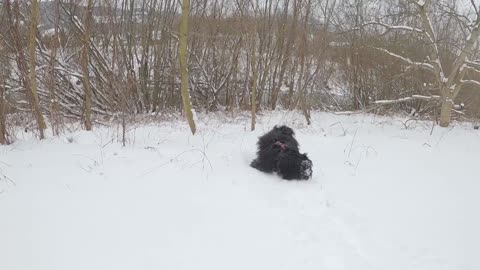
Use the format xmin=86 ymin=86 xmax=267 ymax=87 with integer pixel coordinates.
xmin=257 ymin=125 xmax=299 ymax=152
xmin=272 ymin=125 xmax=297 ymax=149
xmin=274 ymin=125 xmax=295 ymax=137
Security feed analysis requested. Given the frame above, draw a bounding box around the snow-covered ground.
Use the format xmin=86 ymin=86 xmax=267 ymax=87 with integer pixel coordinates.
xmin=1 ymin=111 xmax=479 ymax=270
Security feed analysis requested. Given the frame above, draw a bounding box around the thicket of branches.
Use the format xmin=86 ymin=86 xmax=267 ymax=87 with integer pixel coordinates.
xmin=0 ymin=0 xmax=479 ymax=142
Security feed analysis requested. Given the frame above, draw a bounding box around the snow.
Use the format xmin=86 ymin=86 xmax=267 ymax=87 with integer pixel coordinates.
xmin=1 ymin=111 xmax=479 ymax=270
xmin=280 ymin=83 xmax=290 ymax=92
xmin=42 ymin=28 xmax=56 ymax=38
xmin=191 ymin=108 xmax=198 ymax=121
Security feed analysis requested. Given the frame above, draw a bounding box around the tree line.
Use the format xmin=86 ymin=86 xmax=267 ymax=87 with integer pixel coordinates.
xmin=1 ymin=0 xmax=479 ymax=143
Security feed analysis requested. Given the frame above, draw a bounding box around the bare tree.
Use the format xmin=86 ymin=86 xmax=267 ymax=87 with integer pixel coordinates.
xmin=29 ymin=0 xmax=47 ymax=138
xmin=0 ymin=7 xmax=8 ymax=144
xmin=250 ymin=26 xmax=258 ymax=131
xmin=250 ymin=0 xmax=260 ymax=131
xmin=361 ymin=0 xmax=480 ymax=127
xmin=270 ymin=0 xmax=300 ymax=110
xmin=297 ymin=0 xmax=313 ymax=125
xmin=4 ymin=0 xmax=46 ymax=139
xmin=47 ymin=0 xmax=62 ymax=135
xmin=81 ymin=0 xmax=94 ymax=130
xmin=0 ymin=72 xmax=7 ymax=145
xmin=179 ymin=0 xmax=196 ymax=134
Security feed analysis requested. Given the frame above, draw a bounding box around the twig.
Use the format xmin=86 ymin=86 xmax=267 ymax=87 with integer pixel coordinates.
xmin=346 ymin=129 xmax=358 ymax=160
xmin=140 ymin=148 xmax=213 ymax=177
xmin=0 ymin=169 xmax=15 ymax=186
xmin=435 ymin=126 xmax=454 ymax=148
xmin=0 ymin=161 xmax=12 ymax=167
xmin=330 ymin=122 xmax=346 ymax=136
xmin=334 ymin=105 xmax=380 ymax=115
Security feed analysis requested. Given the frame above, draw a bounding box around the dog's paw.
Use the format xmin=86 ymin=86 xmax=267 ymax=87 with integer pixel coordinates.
xmin=250 ymin=159 xmax=259 ymax=168
xmin=300 ymin=159 xmax=313 ymax=180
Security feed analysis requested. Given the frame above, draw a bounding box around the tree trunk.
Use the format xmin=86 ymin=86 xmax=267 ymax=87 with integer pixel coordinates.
xmin=179 ymin=0 xmax=196 ymax=135
xmin=270 ymin=0 xmax=299 ymax=110
xmin=250 ymin=0 xmax=259 ymax=131
xmin=0 ymin=83 xmax=7 ymax=145
xmin=250 ymin=36 xmax=258 ymax=131
xmin=48 ymin=0 xmax=61 ymax=135
xmin=82 ymin=0 xmax=93 ymax=131
xmin=298 ymin=0 xmax=312 ymax=125
xmin=439 ymin=98 xmax=453 ymax=127
xmin=152 ymin=54 xmax=161 ymax=112
xmin=29 ymin=0 xmax=46 ymax=139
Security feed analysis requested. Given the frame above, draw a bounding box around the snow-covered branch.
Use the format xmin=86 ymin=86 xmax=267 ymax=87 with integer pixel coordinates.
xmin=465 ymin=60 xmax=480 ymax=71
xmin=463 ymin=65 xmax=480 ymax=75
xmin=447 ymin=18 xmax=480 ymax=84
xmin=410 ymin=0 xmax=427 ymax=8
xmin=361 ymin=21 xmax=425 ymax=35
xmin=460 ymin=80 xmax=480 ymax=88
xmin=374 ymin=95 xmax=440 ymax=105
xmin=371 ymin=47 xmax=435 ymax=73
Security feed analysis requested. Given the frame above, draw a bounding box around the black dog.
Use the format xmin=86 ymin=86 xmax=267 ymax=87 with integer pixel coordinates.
xmin=250 ymin=125 xmax=299 ymax=173
xmin=250 ymin=125 xmax=312 ymax=180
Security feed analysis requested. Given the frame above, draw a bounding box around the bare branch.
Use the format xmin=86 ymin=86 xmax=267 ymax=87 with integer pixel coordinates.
xmin=471 ymin=0 xmax=479 ymax=16
xmin=447 ymin=22 xmax=480 ymax=84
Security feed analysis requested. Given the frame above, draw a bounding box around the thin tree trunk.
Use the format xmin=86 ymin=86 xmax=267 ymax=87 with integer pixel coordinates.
xmin=29 ymin=0 xmax=46 ymax=139
xmin=82 ymin=0 xmax=94 ymax=130
xmin=48 ymin=0 xmax=61 ymax=135
xmin=0 ymin=79 xmax=7 ymax=145
xmin=270 ymin=0 xmax=298 ymax=110
xmin=250 ymin=35 xmax=258 ymax=131
xmin=250 ymin=1 xmax=259 ymax=131
xmin=179 ymin=0 xmax=196 ymax=135
xmin=299 ymin=0 xmax=312 ymax=125
xmin=152 ymin=52 xmax=161 ymax=112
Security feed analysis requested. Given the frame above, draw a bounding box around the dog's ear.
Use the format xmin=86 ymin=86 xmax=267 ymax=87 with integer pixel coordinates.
xmin=282 ymin=126 xmax=294 ymax=136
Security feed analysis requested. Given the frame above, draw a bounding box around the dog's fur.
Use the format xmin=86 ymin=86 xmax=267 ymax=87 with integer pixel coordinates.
xmin=250 ymin=125 xmax=312 ymax=180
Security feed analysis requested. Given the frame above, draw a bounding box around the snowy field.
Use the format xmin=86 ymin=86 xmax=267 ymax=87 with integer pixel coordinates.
xmin=0 ymin=111 xmax=479 ymax=270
